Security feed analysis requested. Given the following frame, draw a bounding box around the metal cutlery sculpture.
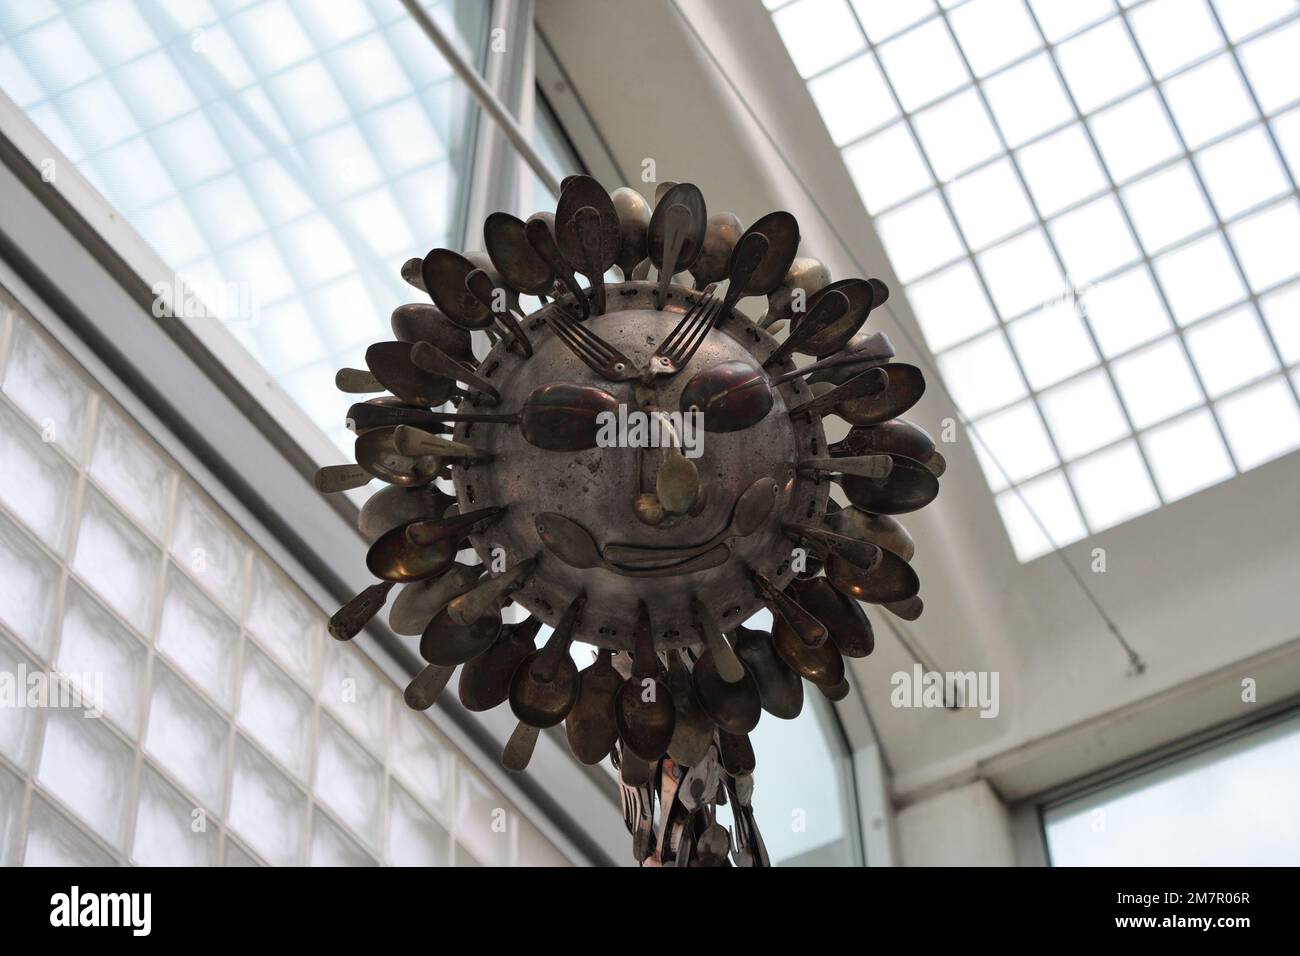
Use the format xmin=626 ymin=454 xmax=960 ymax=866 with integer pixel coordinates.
xmin=318 ymin=176 xmax=942 ymax=866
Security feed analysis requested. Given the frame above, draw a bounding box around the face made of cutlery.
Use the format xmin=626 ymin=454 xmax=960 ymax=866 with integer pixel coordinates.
xmin=319 ymin=175 xmax=943 ymax=868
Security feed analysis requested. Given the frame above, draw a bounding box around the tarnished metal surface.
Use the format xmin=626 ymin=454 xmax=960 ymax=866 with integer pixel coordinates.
xmin=453 ymin=280 xmax=828 ymax=651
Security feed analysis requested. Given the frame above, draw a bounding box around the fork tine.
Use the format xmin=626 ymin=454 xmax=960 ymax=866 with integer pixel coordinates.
xmin=545 ymin=315 xmax=607 ymax=370
xmin=657 ymin=292 xmax=715 ymax=360
xmin=668 ymin=294 xmax=724 ymax=367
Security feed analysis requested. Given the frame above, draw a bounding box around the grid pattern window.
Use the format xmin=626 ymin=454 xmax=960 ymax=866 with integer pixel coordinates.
xmin=0 ymin=0 xmax=490 ymax=455
xmin=0 ymin=289 xmax=568 ymax=867
xmin=769 ymin=0 xmax=1300 ymax=560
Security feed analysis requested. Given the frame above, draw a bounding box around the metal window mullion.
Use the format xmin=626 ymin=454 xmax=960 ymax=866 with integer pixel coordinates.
xmin=1199 ymin=0 xmax=1300 ymax=409
xmin=1012 ymin=0 xmax=1231 ymax=490
xmin=1105 ymin=0 xmax=1300 ymax=460
xmin=835 ymin=2 xmax=1086 ymax=553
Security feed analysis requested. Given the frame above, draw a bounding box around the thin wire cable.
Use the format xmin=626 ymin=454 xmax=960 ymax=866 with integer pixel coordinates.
xmin=667 ymin=0 xmax=1144 ymax=674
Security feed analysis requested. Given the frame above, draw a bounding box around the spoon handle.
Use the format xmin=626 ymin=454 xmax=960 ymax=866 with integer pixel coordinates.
xmin=763 ymin=289 xmax=849 ymax=369
xmin=752 ymin=570 xmax=828 ymax=648
xmin=611 ymin=544 xmax=731 ymax=578
xmin=788 ymin=366 xmax=888 ymax=418
xmin=335 ymin=368 xmax=384 ymax=393
xmin=464 ymin=268 xmax=533 ymax=357
xmin=393 ymin=425 xmax=490 ymax=461
xmin=447 ymin=557 xmax=537 ymax=626
xmin=534 ymin=592 xmax=586 ymax=681
xmin=720 ymin=231 xmax=769 ymax=314
xmin=525 ymin=218 xmax=589 ymax=319
xmin=314 ymin=464 xmax=371 ymax=493
xmin=410 ymin=341 xmax=501 ymax=405
xmin=769 ymin=331 xmax=894 ymax=386
xmin=655 ymin=203 xmax=691 ymax=310
xmin=799 ymin=454 xmax=894 ymax=479
xmin=328 ymin=581 xmax=394 ymax=641
xmin=574 ymin=206 xmax=608 ymax=315
xmin=502 ymin=722 xmax=540 ymax=772
xmin=404 ymin=663 xmax=454 ymax=710
xmin=693 ymin=599 xmax=745 ymax=683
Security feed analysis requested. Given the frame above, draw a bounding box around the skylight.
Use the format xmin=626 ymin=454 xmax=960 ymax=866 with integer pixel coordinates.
xmin=769 ymin=0 xmax=1300 ymax=560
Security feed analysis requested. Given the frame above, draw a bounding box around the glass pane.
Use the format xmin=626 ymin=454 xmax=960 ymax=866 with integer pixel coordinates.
xmin=0 ymin=635 xmax=41 ymax=770
xmin=1129 ymin=0 xmax=1223 ymax=79
xmin=0 ymin=0 xmax=492 ymax=451
xmin=157 ymin=568 xmax=240 ymax=711
xmin=310 ymin=811 xmax=377 ymax=867
xmin=1006 ymin=301 xmax=1099 ymax=389
xmin=807 ymin=54 xmax=897 ymax=145
xmin=1015 ymin=123 xmax=1108 ymax=217
xmin=88 ymin=406 xmax=172 ymax=539
xmin=1228 ymin=199 xmax=1300 ymax=292
xmin=170 ymin=484 xmax=246 ymax=615
xmin=1088 ymin=89 xmax=1182 ymax=182
xmin=314 ymin=715 xmax=383 ymax=848
xmin=972 ymin=400 xmax=1058 ymax=487
xmin=0 ymin=763 xmax=23 ymax=866
xmin=877 ymin=18 xmax=968 ymax=111
xmin=456 ymin=768 xmax=511 ymax=866
xmin=937 ymin=329 xmax=1028 ymax=417
xmin=320 ymin=639 xmax=389 ymax=757
xmin=0 ymin=320 xmax=91 ymax=460
xmin=1184 ymin=306 xmax=1280 ymax=398
xmin=1196 ymin=126 xmax=1290 ymax=222
xmin=842 ymin=123 xmax=931 ymax=214
xmin=981 ymin=53 xmax=1073 ymax=146
xmin=1055 ymin=19 xmax=1147 ymax=114
xmin=0 ymin=511 xmax=61 ymax=659
xmin=132 ymin=765 xmax=219 ymax=866
xmin=1121 ymin=162 xmax=1215 ymax=254
xmin=1112 ymin=338 xmax=1205 ymax=428
xmin=72 ymin=488 xmax=161 ymax=634
xmin=1068 ymin=440 xmax=1160 ymax=529
xmin=237 ymin=645 xmax=313 ymax=781
xmin=389 ymin=705 xmax=454 ymax=818
xmin=1028 ymin=0 xmax=1114 ymax=43
xmin=1045 ymin=712 xmax=1300 ymax=865
xmin=228 ymin=737 xmax=307 ymax=866
xmin=1038 ymin=369 xmax=1131 ymax=461
xmin=773 ymin=0 xmax=865 ymax=76
xmin=944 ymin=158 xmax=1035 ymax=250
xmin=0 ymin=399 xmax=77 ymax=551
xmin=23 ymin=797 xmax=116 ymax=867
xmin=995 ymin=471 xmax=1088 ymax=560
xmin=977 ymin=228 xmax=1065 ymax=319
xmin=1048 ymin=195 xmax=1140 ymax=284
xmin=1215 ymin=376 xmax=1300 ymax=469
xmin=948 ymin=0 xmax=1041 ymax=77
xmin=57 ymin=583 xmax=148 ymax=738
xmin=144 ymin=663 xmax=229 ymax=812
xmin=911 ymin=88 xmax=1002 ymax=181
xmin=1079 ymin=266 xmax=1173 ymax=358
xmin=1140 ymin=408 xmax=1235 ymax=501
xmin=874 ymin=192 xmax=964 ymax=281
xmin=1152 ymin=233 xmax=1248 ymax=325
xmin=1259 ymin=280 xmax=1300 ymax=365
xmin=849 ymin=0 xmax=935 ymax=43
xmin=387 ymin=781 xmax=451 ymax=866
xmin=37 ymin=707 xmax=133 ymax=848
xmin=905 ymin=260 xmax=997 ymax=352
xmin=1161 ymin=54 xmax=1256 ymax=148
xmin=1237 ymin=18 xmax=1300 ymax=113
xmin=245 ymin=557 xmax=323 ymax=680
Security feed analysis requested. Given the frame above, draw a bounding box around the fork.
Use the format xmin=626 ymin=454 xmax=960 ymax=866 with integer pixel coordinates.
xmin=644 ymin=290 xmax=725 ymax=381
xmin=542 ymin=304 xmax=642 ymax=382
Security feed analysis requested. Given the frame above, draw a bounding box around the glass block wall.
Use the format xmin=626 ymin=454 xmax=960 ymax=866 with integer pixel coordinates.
xmin=0 ymin=288 xmax=568 ymax=866
xmin=769 ymin=0 xmax=1300 ymax=560
xmin=0 ymin=0 xmax=490 ymax=456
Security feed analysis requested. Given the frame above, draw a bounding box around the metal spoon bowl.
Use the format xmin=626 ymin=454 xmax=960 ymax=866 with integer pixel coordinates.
xmin=389 ymin=562 xmax=480 ymax=635
xmin=825 ymin=550 xmax=920 ymax=605
xmin=357 ymin=483 xmax=454 ymax=542
xmin=457 ymin=616 xmax=541 ymax=711
xmin=790 ymin=576 xmax=875 ymax=658
xmin=483 ymin=211 xmax=554 ymax=295
xmin=772 ymin=614 xmax=845 ymax=687
xmin=565 ymin=649 xmax=623 ymax=765
xmin=732 ymin=624 xmax=803 ymax=719
xmin=420 ymin=602 xmax=503 ymax=666
xmin=390 ymin=303 xmax=475 ymax=364
xmin=691 ymin=649 xmax=761 ymax=735
xmin=421 ymin=248 xmax=494 ymax=330
xmin=678 ymin=360 xmax=774 ymax=433
xmin=840 ymin=457 xmax=940 ymax=514
xmin=365 ymin=341 xmax=456 ymax=407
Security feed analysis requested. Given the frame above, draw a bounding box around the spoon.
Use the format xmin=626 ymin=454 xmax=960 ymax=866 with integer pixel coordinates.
xmin=885 ymin=595 xmax=924 ymax=621
xmin=649 ymin=183 xmax=706 ymax=309
xmin=400 ymin=257 xmax=426 ymax=293
xmin=691 ymin=648 xmax=761 ymax=735
xmin=819 ymin=679 xmax=851 ymax=702
xmin=825 ymin=550 xmax=920 ymax=604
xmin=358 ymin=483 xmax=455 ymax=542
xmin=503 ymin=593 xmax=585 ymax=772
xmin=762 ymin=288 xmax=851 ymax=369
xmin=605 ymin=476 xmax=778 ymax=565
xmin=782 ymin=522 xmax=882 ymax=571
xmin=457 ymin=615 xmax=542 ymax=711
xmin=365 ymin=341 xmax=457 ymax=407
xmin=789 ymin=575 xmax=875 ymax=658
xmin=314 ymin=464 xmax=371 ymax=494
xmin=832 ymin=418 xmax=936 ymax=465
xmin=752 ymin=570 xmax=828 ymax=648
xmin=463 ymin=268 xmax=533 ymax=356
xmin=409 ymin=341 xmax=500 ymax=406
xmin=769 ymin=330 xmax=894 ymax=387
xmin=615 ymin=606 xmax=677 ymax=761
xmin=788 ymin=278 xmax=875 ymax=356
xmin=826 ymin=506 xmax=915 ymax=561
xmin=798 ymin=453 xmax=895 ymax=480
xmin=354 ymin=427 xmax=441 ymax=487
xmin=731 ymin=624 xmax=804 ymax=719
xmin=839 ymin=457 xmax=940 ymax=514
xmin=693 ymin=598 xmax=744 ymax=683
xmin=365 ymin=508 xmax=502 ymax=582
xmin=534 ymin=512 xmax=602 ymax=569
xmin=392 ymin=426 xmax=489 ymax=462
xmin=760 ymin=257 xmax=831 ymax=329
xmin=556 ymin=176 xmax=620 ymax=314
xmin=389 ymin=303 xmax=475 ymax=364
xmin=690 ymin=212 xmax=743 ymax=287
xmin=421 ymin=248 xmax=499 ymax=334
xmin=718 ymin=730 xmax=756 ymax=776
xmin=678 ymin=360 xmax=773 ymax=433
xmin=610 ymin=187 xmax=651 ymax=279
xmin=388 ymin=562 xmax=480 ymax=635
xmin=346 ymin=398 xmax=453 ymax=437
xmin=327 ymin=581 xmax=395 ymax=642
xmin=772 ymin=613 xmax=845 ymax=687
xmin=404 ymin=662 xmax=456 ymax=711
xmin=665 ymin=650 xmax=715 ymax=767
xmin=524 ymin=216 xmax=590 ymax=319
xmin=565 ymin=649 xmax=623 ymax=765
xmin=817 ymin=363 xmax=926 ymax=426
xmin=446 ymin=557 xmax=537 ymax=625
xmin=483 ymin=211 xmax=555 ymax=298
xmin=408 ymin=382 xmax=622 ymax=453
xmin=787 ymin=366 xmax=889 ymax=419
xmin=419 ymin=602 xmax=502 ymax=667
xmin=725 ymin=211 xmax=800 ymax=310
xmin=656 ymin=444 xmax=699 ymax=516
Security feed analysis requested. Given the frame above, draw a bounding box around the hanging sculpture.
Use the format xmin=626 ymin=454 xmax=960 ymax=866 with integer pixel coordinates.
xmin=317 ymin=176 xmax=942 ymax=866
